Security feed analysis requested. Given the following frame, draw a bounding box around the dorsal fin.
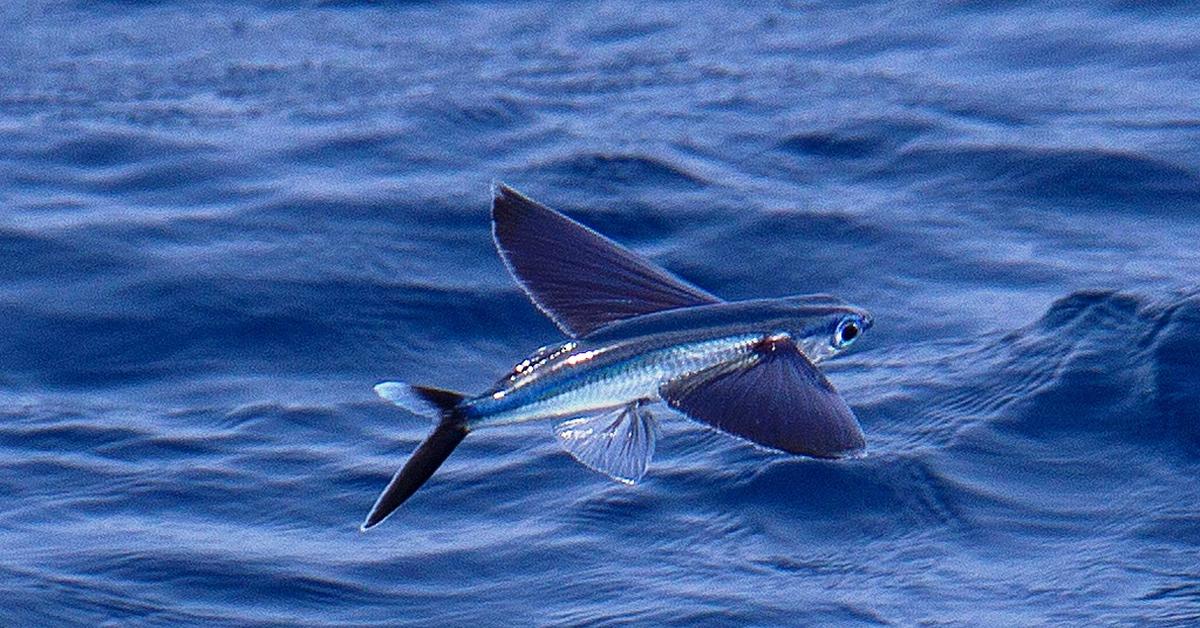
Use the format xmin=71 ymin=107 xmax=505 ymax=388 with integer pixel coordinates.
xmin=491 ymin=184 xmax=721 ymax=338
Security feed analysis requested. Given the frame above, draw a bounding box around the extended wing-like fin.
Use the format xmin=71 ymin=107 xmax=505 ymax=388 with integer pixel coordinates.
xmin=554 ymin=402 xmax=659 ymax=484
xmin=492 ymin=183 xmax=721 ymax=338
xmin=661 ymin=335 xmax=865 ymax=458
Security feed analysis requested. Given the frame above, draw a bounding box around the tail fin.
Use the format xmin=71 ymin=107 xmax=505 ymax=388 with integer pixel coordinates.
xmin=362 ymin=385 xmax=468 ymax=531
xmin=375 ymin=382 xmax=461 ymax=420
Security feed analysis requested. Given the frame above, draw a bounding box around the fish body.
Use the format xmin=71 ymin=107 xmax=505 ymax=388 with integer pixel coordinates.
xmin=362 ymin=184 xmax=873 ymax=530
xmin=464 ymin=297 xmax=871 ymax=429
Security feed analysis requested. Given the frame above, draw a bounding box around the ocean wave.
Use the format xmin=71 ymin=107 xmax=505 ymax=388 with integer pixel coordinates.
xmin=884 ymin=146 xmax=1200 ymax=210
xmin=3 ymin=0 xmax=1200 ymax=624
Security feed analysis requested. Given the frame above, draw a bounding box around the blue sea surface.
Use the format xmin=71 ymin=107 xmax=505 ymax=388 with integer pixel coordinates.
xmin=2 ymin=1 xmax=1200 ymax=625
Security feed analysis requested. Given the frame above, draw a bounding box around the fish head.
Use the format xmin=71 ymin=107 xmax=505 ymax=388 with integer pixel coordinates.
xmin=777 ymin=294 xmax=873 ymax=362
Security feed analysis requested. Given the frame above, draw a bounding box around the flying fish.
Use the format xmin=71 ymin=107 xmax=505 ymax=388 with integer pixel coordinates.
xmin=362 ymin=184 xmax=872 ymax=530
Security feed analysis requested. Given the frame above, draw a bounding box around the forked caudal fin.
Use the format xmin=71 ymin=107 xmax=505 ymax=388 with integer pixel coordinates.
xmin=362 ymin=383 xmax=469 ymax=531
xmin=375 ymin=382 xmax=462 ymax=421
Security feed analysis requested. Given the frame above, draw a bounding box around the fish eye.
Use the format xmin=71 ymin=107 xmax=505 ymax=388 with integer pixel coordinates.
xmin=834 ymin=317 xmax=861 ymax=348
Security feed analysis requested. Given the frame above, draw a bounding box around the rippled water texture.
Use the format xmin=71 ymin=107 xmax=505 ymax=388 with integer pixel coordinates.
xmin=2 ymin=1 xmax=1199 ymax=625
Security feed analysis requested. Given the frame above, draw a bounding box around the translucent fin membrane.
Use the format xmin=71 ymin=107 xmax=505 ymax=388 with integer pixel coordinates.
xmin=555 ymin=403 xmax=659 ymax=484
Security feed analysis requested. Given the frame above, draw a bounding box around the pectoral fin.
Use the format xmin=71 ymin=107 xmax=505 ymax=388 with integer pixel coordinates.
xmin=554 ymin=403 xmax=659 ymax=484
xmin=492 ymin=183 xmax=721 ymax=338
xmin=661 ymin=335 xmax=865 ymax=458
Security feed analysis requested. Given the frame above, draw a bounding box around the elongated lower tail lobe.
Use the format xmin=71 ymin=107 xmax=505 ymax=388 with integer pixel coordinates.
xmin=361 ymin=386 xmax=468 ymax=531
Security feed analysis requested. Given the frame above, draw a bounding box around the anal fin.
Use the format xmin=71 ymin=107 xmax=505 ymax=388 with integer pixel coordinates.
xmin=554 ymin=402 xmax=658 ymax=484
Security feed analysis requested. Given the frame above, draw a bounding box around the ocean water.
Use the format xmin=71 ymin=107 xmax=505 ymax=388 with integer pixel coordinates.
xmin=2 ymin=1 xmax=1199 ymax=625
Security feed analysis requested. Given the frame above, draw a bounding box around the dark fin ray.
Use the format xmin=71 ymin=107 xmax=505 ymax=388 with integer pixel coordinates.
xmin=407 ymin=385 xmax=464 ymax=412
xmin=491 ymin=183 xmax=721 ymax=338
xmin=362 ymin=387 xmax=468 ymax=531
xmin=661 ymin=335 xmax=865 ymax=458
